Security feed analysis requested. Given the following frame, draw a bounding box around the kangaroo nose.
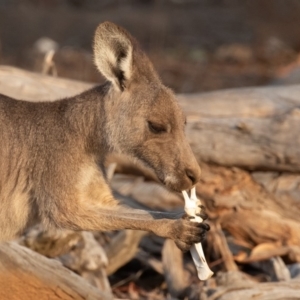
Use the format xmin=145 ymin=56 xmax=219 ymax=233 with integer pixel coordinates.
xmin=185 ymin=167 xmax=201 ymax=185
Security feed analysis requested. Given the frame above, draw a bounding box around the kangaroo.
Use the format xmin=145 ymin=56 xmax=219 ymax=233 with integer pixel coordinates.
xmin=0 ymin=22 xmax=209 ymax=251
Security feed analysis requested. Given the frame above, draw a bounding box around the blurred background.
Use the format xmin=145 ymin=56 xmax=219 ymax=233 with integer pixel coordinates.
xmin=1 ymin=0 xmax=300 ymax=92
xmin=2 ymin=2 xmax=300 ymax=299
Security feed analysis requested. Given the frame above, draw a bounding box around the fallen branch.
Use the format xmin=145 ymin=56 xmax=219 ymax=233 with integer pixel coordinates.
xmin=2 ymin=66 xmax=300 ymax=172
xmin=0 ymin=242 xmax=112 ymax=300
xmin=162 ymin=239 xmax=190 ymax=298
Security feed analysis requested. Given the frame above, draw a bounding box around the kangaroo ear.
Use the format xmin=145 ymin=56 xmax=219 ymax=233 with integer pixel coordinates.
xmin=94 ymin=22 xmax=133 ymax=91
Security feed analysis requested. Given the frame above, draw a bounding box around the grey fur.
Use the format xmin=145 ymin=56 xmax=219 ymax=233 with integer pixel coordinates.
xmin=0 ymin=22 xmax=207 ymax=251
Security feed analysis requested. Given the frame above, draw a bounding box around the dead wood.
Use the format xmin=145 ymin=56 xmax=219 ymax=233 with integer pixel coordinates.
xmin=179 ymin=85 xmax=300 ymax=172
xmin=19 ymin=225 xmax=81 ymax=258
xmin=252 ymin=171 xmax=300 ymax=204
xmin=162 ymin=239 xmax=190 ymax=298
xmin=111 ymin=173 xmax=183 ymax=211
xmin=234 ymin=242 xmax=300 ymax=264
xmin=203 ymin=271 xmax=255 ymax=300
xmin=209 ymin=222 xmax=238 ymax=272
xmin=2 ymin=66 xmax=300 ymax=298
xmin=210 ymin=279 xmax=300 ymax=300
xmin=195 ymin=163 xmax=300 ymax=262
xmin=0 ymin=242 xmax=112 ymax=300
xmin=59 ymin=232 xmax=111 ymax=292
xmin=135 ymin=250 xmax=163 ymax=274
xmin=112 ymin=163 xmax=300 ymax=264
xmin=0 ymin=65 xmax=93 ymax=101
xmin=2 ymin=66 xmax=300 ymax=173
xmin=250 ymin=256 xmax=291 ymax=282
xmin=19 ymin=226 xmax=111 ymax=293
xmin=105 ymin=230 xmax=147 ymax=275
xmin=204 ymin=270 xmax=300 ymax=300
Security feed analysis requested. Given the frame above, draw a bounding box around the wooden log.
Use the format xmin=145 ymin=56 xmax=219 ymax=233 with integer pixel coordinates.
xmin=111 ymin=163 xmax=300 ymax=264
xmin=135 ymin=250 xmax=163 ymax=274
xmin=111 ymin=173 xmax=183 ymax=211
xmin=196 ymin=163 xmax=300 ymax=262
xmin=2 ymin=66 xmax=300 ymax=172
xmin=59 ymin=232 xmax=111 ymax=292
xmin=179 ymin=85 xmax=300 ymax=172
xmin=210 ymin=222 xmax=238 ymax=272
xmin=0 ymin=65 xmax=93 ymax=101
xmin=206 ymin=271 xmax=300 ymax=300
xmin=0 ymin=242 xmax=112 ymax=300
xmin=3 ymin=66 xmax=300 ymax=289
xmin=211 ymin=279 xmax=300 ymax=300
xmin=250 ymin=256 xmax=291 ymax=282
xmin=18 ymin=225 xmax=111 ymax=292
xmin=162 ymin=239 xmax=190 ymax=298
xmin=252 ymin=171 xmax=300 ymax=205
xmin=105 ymin=230 xmax=147 ymax=276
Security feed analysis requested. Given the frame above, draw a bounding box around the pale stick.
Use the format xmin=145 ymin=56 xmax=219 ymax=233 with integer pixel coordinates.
xmin=182 ymin=187 xmax=214 ymax=280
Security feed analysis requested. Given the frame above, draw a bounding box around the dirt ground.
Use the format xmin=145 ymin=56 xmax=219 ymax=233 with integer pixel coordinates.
xmin=1 ymin=0 xmax=300 ymax=93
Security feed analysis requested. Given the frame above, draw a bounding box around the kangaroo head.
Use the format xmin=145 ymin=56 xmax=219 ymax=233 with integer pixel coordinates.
xmin=94 ymin=22 xmax=201 ymax=192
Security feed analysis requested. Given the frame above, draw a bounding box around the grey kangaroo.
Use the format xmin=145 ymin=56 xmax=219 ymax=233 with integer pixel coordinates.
xmin=0 ymin=22 xmax=209 ymax=251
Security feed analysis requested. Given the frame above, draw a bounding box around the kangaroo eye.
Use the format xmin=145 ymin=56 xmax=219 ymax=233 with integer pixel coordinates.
xmin=148 ymin=121 xmax=166 ymax=134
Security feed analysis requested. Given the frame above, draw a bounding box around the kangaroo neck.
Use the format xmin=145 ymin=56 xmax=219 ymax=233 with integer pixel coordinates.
xmin=61 ymin=83 xmax=112 ymax=161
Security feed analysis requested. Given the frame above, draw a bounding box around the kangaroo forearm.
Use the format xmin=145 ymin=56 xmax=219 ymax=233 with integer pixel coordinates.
xmin=57 ymin=207 xmax=175 ymax=239
xmin=115 ymin=207 xmax=181 ymax=220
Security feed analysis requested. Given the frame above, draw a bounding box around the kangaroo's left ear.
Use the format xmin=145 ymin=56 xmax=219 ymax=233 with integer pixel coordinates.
xmin=93 ymin=22 xmax=133 ymax=92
